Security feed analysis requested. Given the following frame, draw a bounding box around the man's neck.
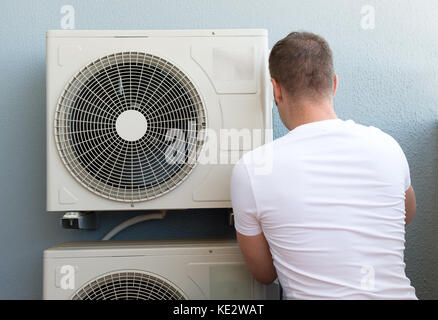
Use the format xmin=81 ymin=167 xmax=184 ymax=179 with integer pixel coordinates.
xmin=285 ymin=101 xmax=338 ymax=131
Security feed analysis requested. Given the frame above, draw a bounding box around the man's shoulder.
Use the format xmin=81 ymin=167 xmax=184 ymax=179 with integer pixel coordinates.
xmin=238 ymin=136 xmax=282 ymax=168
xmin=233 ymin=135 xmax=288 ymax=180
xmin=353 ymin=121 xmax=401 ymax=147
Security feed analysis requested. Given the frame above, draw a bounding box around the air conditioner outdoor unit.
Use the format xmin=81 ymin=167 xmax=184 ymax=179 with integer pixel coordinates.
xmin=46 ymin=29 xmax=272 ymax=212
xmin=43 ymin=239 xmax=279 ymax=300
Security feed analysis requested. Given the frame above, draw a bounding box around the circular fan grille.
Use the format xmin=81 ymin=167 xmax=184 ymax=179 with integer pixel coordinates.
xmin=55 ymin=52 xmax=206 ymax=202
xmin=72 ymin=271 xmax=187 ymax=300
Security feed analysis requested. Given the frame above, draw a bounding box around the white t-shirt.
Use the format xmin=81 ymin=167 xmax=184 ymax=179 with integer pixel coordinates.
xmin=231 ymin=119 xmax=417 ymax=300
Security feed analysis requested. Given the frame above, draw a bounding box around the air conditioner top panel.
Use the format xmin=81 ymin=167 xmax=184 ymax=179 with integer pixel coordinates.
xmin=46 ymin=29 xmax=268 ymax=38
xmin=44 ymin=238 xmax=239 ymax=258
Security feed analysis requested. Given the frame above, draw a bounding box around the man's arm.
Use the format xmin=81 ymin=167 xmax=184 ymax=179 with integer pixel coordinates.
xmin=405 ymin=185 xmax=416 ymax=225
xmin=231 ymin=159 xmax=277 ymax=285
xmin=236 ymin=231 xmax=277 ymax=284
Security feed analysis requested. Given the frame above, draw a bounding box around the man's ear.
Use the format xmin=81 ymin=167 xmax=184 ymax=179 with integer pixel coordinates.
xmin=333 ymin=74 xmax=338 ymax=97
xmin=271 ymin=78 xmax=283 ymax=105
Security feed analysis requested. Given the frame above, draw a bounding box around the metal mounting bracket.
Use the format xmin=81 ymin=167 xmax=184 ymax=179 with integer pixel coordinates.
xmin=61 ymin=211 xmax=98 ymax=230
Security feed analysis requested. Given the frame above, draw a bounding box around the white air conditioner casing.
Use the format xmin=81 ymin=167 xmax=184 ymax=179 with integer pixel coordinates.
xmin=43 ymin=239 xmax=279 ymax=300
xmin=46 ymin=29 xmax=272 ymax=212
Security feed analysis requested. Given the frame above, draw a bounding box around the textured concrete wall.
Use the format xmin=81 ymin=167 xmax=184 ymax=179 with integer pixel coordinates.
xmin=0 ymin=0 xmax=437 ymax=299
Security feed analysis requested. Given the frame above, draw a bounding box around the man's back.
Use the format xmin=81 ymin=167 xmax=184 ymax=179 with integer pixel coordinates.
xmin=232 ymin=119 xmax=417 ymax=299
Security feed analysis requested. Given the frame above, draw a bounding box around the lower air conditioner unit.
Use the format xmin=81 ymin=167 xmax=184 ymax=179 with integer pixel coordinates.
xmin=43 ymin=239 xmax=279 ymax=300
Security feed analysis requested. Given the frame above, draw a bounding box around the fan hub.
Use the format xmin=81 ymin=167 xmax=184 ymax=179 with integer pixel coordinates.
xmin=115 ymin=109 xmax=148 ymax=142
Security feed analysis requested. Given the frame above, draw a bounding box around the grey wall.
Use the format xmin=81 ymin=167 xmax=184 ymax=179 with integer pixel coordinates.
xmin=0 ymin=0 xmax=437 ymax=299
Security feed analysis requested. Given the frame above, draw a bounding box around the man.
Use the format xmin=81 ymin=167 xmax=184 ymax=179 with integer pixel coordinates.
xmin=231 ymin=32 xmax=417 ymax=299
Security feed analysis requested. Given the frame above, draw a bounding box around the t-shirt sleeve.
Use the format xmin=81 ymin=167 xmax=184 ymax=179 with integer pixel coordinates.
xmin=401 ymin=149 xmax=411 ymax=191
xmin=384 ymin=131 xmax=411 ymax=192
xmin=230 ymin=160 xmax=262 ymax=236
xmin=391 ymin=135 xmax=411 ymax=191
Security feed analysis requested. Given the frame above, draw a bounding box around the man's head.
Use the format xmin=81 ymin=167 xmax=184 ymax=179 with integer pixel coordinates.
xmin=269 ymin=32 xmax=338 ymax=127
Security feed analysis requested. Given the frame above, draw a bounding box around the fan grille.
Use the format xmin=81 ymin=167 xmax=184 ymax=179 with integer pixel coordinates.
xmin=72 ymin=271 xmax=187 ymax=300
xmin=55 ymin=52 xmax=206 ymax=202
